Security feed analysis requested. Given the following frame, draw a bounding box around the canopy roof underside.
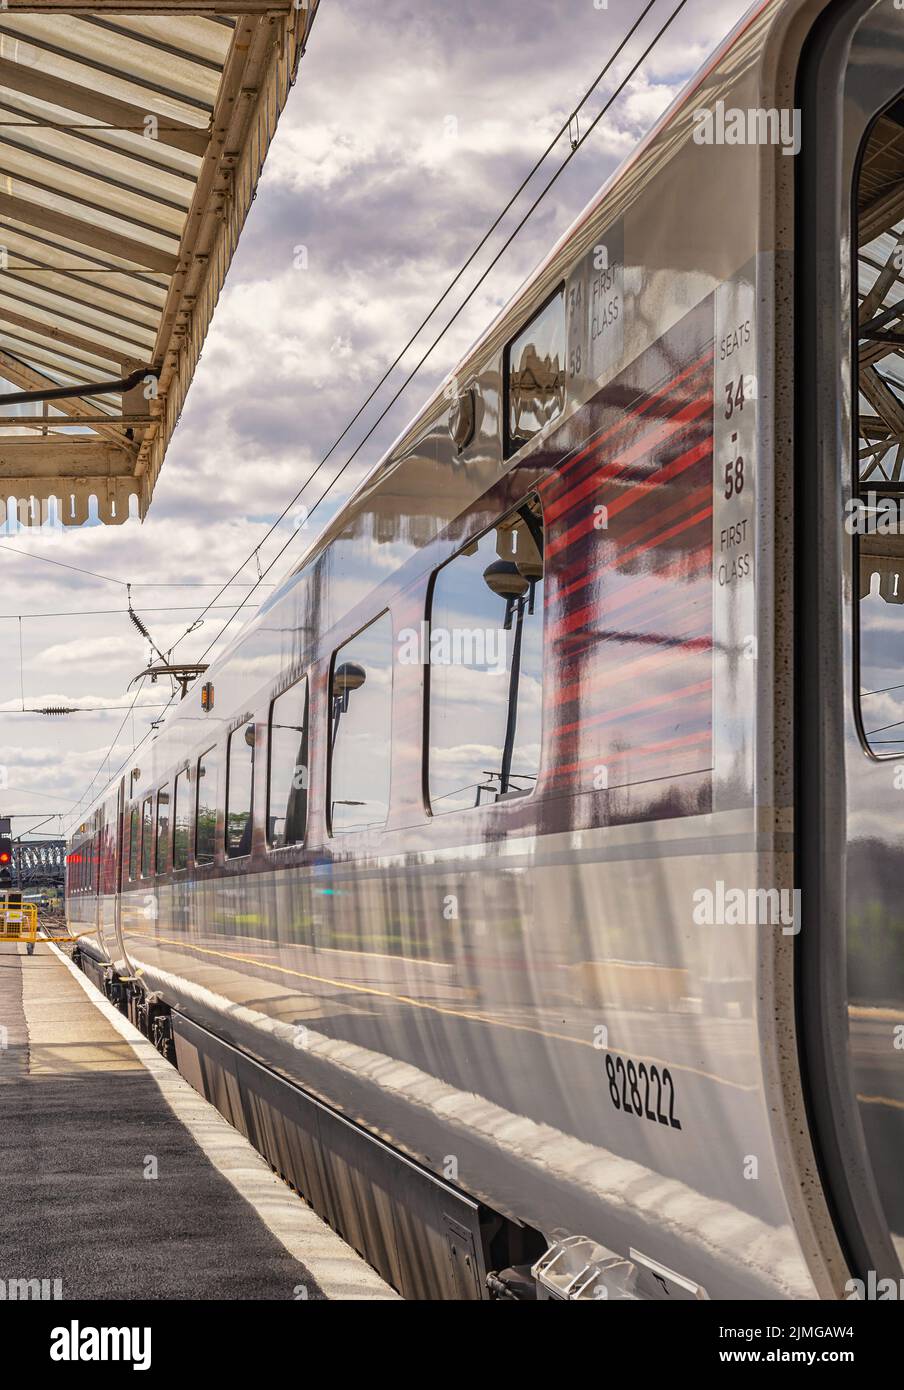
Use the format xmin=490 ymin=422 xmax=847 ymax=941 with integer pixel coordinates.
xmin=0 ymin=1 xmax=315 ymax=525
xmin=859 ymin=99 xmax=904 ymax=491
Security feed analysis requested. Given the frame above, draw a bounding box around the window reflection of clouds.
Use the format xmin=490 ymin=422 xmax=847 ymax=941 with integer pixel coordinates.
xmin=860 ymin=589 xmax=904 ymax=748
xmin=129 ymin=808 xmax=140 ymax=881
xmin=141 ymin=796 xmax=152 ymax=877
xmin=173 ymin=769 xmax=190 ymax=870
xmin=430 ymin=511 xmax=543 ymax=814
xmin=269 ymin=679 xmax=309 ymax=848
xmin=508 ymin=291 xmax=566 ymax=451
xmin=226 ymin=727 xmax=254 ymax=858
xmin=196 ymin=746 xmax=220 ymax=866
xmin=331 ymin=612 xmax=393 ymax=833
xmin=156 ymin=785 xmax=170 ymax=873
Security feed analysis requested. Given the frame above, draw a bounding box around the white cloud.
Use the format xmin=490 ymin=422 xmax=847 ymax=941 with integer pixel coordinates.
xmin=36 ymin=636 xmax=139 ymax=669
xmin=0 ymin=0 xmax=753 ymax=836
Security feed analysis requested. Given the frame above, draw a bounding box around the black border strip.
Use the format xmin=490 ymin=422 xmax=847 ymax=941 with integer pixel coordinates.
xmin=795 ymin=0 xmax=903 ymax=1287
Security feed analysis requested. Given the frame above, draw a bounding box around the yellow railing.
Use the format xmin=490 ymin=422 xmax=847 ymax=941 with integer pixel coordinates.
xmin=0 ymin=896 xmax=107 ymax=951
xmin=0 ymin=900 xmax=38 ymax=943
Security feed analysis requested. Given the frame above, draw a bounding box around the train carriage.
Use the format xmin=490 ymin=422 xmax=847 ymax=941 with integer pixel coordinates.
xmin=66 ymin=0 xmax=904 ymax=1300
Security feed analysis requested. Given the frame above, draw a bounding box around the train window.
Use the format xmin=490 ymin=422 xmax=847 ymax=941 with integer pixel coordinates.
xmin=172 ymin=769 xmax=190 ymax=871
xmin=855 ymin=109 xmax=904 ymax=755
xmin=140 ymin=796 xmax=153 ymax=878
xmin=226 ymin=723 xmax=255 ymax=858
xmin=505 ymin=287 xmax=566 ymax=456
xmin=268 ymin=678 xmax=309 ymax=849
xmin=195 ymin=746 xmax=220 ymax=866
xmin=155 ymin=785 xmax=170 ymax=874
xmin=329 ymin=612 xmax=393 ymax=833
xmin=428 ymin=497 xmax=544 ymax=814
xmin=128 ymin=806 xmax=139 ymax=882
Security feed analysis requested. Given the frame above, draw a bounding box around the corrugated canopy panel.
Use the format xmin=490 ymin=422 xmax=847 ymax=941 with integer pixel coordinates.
xmin=0 ymin=1 xmax=317 ymax=525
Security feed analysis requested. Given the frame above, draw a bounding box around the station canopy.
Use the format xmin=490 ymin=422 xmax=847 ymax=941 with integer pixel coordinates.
xmin=858 ymin=98 xmax=904 ymax=491
xmin=0 ymin=1 xmax=316 ymax=525
xmin=857 ymin=98 xmax=904 ymax=606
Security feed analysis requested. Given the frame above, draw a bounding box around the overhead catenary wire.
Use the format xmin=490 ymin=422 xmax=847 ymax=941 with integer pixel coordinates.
xmin=1 ymin=0 xmax=665 ymax=672
xmin=0 ymin=787 xmax=70 ymax=806
xmin=185 ymin=0 xmax=691 ymax=667
xmin=2 ymin=704 xmax=167 ymax=714
xmin=0 ymin=541 xmax=276 ymax=679
xmin=62 ymin=0 xmax=689 ymax=828
xmin=66 ymin=697 xmax=170 ymax=837
xmin=67 ymin=677 xmax=156 ymax=826
xmin=3 ymin=589 xmax=182 ymax=730
xmin=1 ymin=571 xmax=253 ymax=722
xmin=162 ymin=0 xmax=667 ymax=658
xmin=0 ymin=603 xmax=254 ymax=619
xmin=12 ymin=810 xmax=66 ymax=835
xmin=126 ymin=582 xmax=170 ymax=670
xmin=0 ymin=543 xmax=279 ymax=591
xmin=0 ymin=544 xmax=126 ymax=586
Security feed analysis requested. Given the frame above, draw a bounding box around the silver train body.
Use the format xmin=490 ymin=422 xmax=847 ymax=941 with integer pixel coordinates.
xmin=67 ymin=0 xmax=904 ymax=1300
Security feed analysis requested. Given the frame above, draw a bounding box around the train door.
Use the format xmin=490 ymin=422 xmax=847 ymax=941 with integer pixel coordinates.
xmin=113 ymin=777 xmax=130 ymax=971
xmin=798 ymin=0 xmax=904 ymax=1291
xmin=94 ymin=803 xmax=105 ymax=947
xmin=94 ymin=801 xmax=109 ymax=959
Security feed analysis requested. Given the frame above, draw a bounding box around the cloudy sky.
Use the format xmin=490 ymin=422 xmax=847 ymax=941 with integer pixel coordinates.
xmin=0 ymin=0 xmax=751 ymax=840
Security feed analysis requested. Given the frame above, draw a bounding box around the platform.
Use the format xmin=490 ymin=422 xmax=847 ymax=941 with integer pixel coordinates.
xmin=0 ymin=939 xmax=398 ymax=1301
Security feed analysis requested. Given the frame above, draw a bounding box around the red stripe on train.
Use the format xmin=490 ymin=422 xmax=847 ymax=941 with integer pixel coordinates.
xmin=546 ymin=435 xmax=713 ymax=562
xmin=539 ymin=347 xmax=715 ymax=503
xmin=550 ymin=551 xmax=713 ymax=666
xmin=549 ymin=480 xmax=712 ymax=605
xmin=542 ymin=390 xmax=712 ymax=526
xmin=550 ymin=506 xmax=712 ymax=642
xmin=551 ymin=622 xmax=712 ymax=708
